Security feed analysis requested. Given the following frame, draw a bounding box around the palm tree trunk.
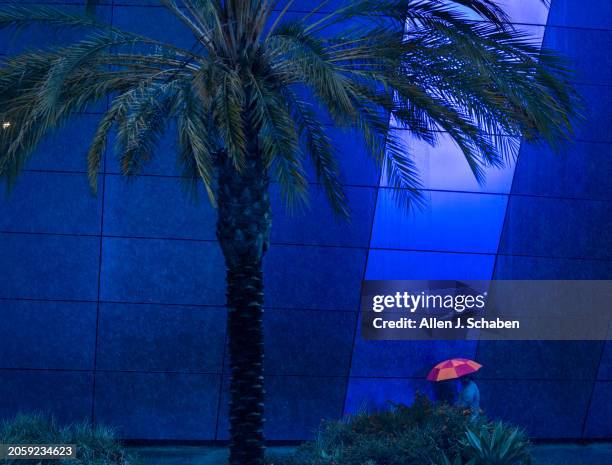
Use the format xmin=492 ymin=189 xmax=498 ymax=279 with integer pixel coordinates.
xmin=216 ymin=146 xmax=271 ymax=465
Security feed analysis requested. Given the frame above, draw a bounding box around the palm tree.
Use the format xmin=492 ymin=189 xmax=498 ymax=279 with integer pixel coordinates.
xmin=0 ymin=1 xmax=578 ymax=464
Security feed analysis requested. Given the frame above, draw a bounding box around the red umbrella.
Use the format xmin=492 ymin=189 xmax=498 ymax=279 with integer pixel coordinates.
xmin=427 ymin=358 xmax=482 ymax=382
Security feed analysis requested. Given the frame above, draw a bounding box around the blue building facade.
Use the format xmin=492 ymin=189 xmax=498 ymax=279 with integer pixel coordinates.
xmin=0 ymin=0 xmax=610 ymax=441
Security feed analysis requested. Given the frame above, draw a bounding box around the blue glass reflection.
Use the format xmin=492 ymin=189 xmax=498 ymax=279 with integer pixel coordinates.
xmin=370 ymin=190 xmax=508 ymax=253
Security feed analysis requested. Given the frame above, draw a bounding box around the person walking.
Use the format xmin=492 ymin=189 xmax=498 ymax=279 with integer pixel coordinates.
xmin=427 ymin=359 xmax=482 ymax=421
xmin=456 ymin=375 xmax=481 ymax=422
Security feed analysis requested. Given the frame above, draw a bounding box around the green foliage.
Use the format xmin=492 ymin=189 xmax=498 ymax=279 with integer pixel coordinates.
xmin=0 ymin=0 xmax=580 ymax=216
xmin=462 ymin=422 xmax=532 ymax=465
xmin=266 ymin=394 xmax=533 ymax=465
xmin=435 ymin=453 xmax=475 ymax=465
xmin=0 ymin=413 xmax=137 ymax=465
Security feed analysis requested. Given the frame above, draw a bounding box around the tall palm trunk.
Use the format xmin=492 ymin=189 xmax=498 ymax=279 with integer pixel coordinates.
xmin=216 ymin=140 xmax=271 ymax=465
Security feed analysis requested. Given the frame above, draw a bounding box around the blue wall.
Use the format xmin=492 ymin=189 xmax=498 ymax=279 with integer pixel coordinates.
xmin=487 ymin=1 xmax=612 ymax=438
xmin=0 ymin=0 xmax=610 ymax=441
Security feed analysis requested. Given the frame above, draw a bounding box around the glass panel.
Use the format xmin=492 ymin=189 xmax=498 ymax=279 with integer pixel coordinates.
xmin=382 ymin=130 xmax=517 ymax=193
xmin=371 ymin=190 xmax=508 ymax=253
xmin=365 ymin=249 xmax=495 ymax=280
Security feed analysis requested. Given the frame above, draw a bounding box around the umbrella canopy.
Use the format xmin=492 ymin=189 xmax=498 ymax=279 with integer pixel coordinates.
xmin=427 ymin=358 xmax=482 ymax=382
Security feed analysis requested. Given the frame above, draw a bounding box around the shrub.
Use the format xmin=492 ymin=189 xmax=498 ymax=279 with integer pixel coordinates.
xmin=0 ymin=413 xmax=137 ymax=465
xmin=267 ymin=394 xmax=533 ymax=465
xmin=461 ymin=422 xmax=532 ymax=465
xmin=436 ymin=454 xmax=475 ymax=465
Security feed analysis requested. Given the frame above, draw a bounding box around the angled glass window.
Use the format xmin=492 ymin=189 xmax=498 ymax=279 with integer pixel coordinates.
xmin=383 ymin=129 xmax=518 ymax=194
xmin=371 ymin=189 xmax=508 ymax=254
xmin=365 ymin=249 xmax=495 ymax=280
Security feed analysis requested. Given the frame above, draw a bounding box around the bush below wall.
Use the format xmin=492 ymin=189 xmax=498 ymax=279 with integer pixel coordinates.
xmin=268 ymin=394 xmax=533 ymax=465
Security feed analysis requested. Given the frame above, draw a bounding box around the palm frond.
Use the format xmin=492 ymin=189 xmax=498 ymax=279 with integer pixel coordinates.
xmin=36 ymin=31 xmax=154 ymax=118
xmin=162 ymin=0 xmax=204 ymax=37
xmin=0 ymin=4 xmax=111 ymax=31
xmin=114 ymin=80 xmax=181 ymax=177
xmin=383 ymin=131 xmax=424 ymax=209
xmin=176 ymin=81 xmax=217 ymax=203
xmin=315 ymin=0 xmax=510 ymax=33
xmin=214 ymin=70 xmax=246 ymax=169
xmin=267 ymin=22 xmax=355 ymax=124
xmin=282 ymin=87 xmax=349 ymax=219
xmin=87 ymin=100 xmax=126 ymax=192
xmin=248 ymin=73 xmax=308 ymax=210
